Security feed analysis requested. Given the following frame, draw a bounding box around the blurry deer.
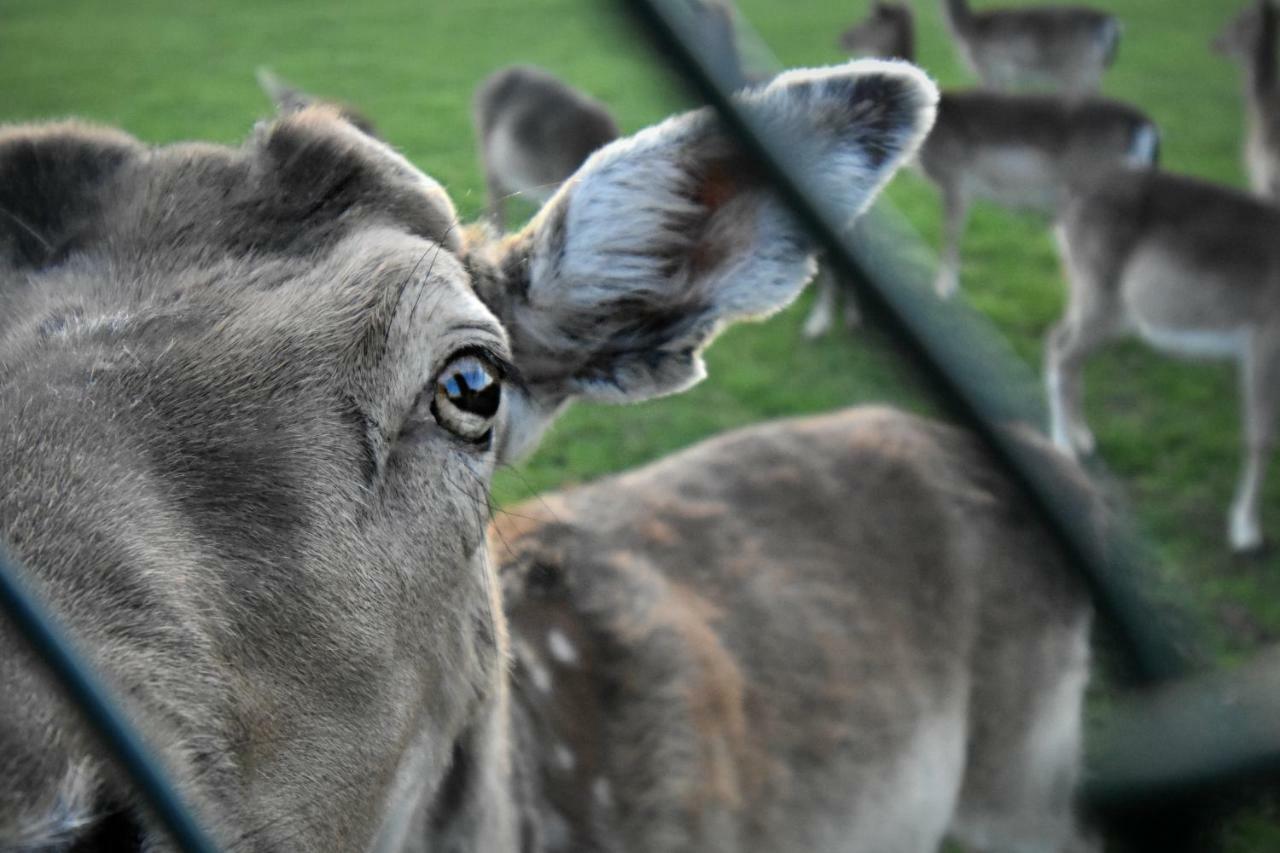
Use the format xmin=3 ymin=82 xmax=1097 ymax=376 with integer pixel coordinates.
xmin=806 ymin=2 xmax=1157 ymax=336
xmin=473 ymin=2 xmax=748 ymax=231
xmin=940 ymin=0 xmax=1121 ymax=95
xmin=498 ymin=407 xmax=1099 ymax=852
xmin=1047 ymin=168 xmax=1280 ymax=552
xmin=1213 ymin=0 xmax=1280 ymax=201
xmin=472 ymin=65 xmax=620 ymax=231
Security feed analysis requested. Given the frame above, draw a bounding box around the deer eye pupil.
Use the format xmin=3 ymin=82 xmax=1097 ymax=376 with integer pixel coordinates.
xmin=439 ymin=357 xmax=500 ymax=418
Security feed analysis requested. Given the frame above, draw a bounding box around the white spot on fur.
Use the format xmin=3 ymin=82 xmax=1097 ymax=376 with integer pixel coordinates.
xmin=553 ymin=743 xmax=576 ymax=771
xmin=592 ymin=777 xmax=613 ymax=809
xmin=528 ymin=657 xmax=553 ymax=693
xmin=547 ymin=628 xmax=579 ymax=666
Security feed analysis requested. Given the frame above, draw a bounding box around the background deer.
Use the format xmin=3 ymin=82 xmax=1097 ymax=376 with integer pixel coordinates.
xmin=1213 ymin=0 xmax=1280 ymax=202
xmin=497 ymin=407 xmax=1098 ymax=853
xmin=472 ymin=65 xmax=620 ymax=231
xmin=1046 ymin=167 xmax=1280 ymax=553
xmin=806 ymin=2 xmax=1157 ymax=336
xmin=941 ymin=0 xmax=1121 ymax=96
xmin=0 ymin=61 xmax=936 ymax=851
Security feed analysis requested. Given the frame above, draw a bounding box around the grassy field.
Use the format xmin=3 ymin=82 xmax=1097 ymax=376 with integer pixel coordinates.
xmin=3 ymin=0 xmax=1278 ymax=846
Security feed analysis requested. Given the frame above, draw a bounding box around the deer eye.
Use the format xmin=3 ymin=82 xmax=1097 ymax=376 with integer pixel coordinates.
xmin=430 ymin=352 xmax=502 ymax=446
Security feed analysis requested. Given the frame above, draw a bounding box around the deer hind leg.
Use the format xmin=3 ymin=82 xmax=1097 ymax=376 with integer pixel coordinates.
xmin=935 ymin=188 xmax=970 ymax=299
xmin=948 ymin=621 xmax=1097 ymax=853
xmin=1230 ymin=332 xmax=1280 ymax=551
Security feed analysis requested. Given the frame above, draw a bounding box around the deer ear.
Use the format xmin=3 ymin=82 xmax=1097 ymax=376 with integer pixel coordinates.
xmin=256 ymin=68 xmax=380 ymax=138
xmin=0 ymin=123 xmax=141 ymax=274
xmin=471 ymin=60 xmax=938 ymax=461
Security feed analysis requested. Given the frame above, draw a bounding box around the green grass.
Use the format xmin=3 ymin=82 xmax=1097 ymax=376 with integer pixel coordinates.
xmin=3 ymin=0 xmax=1279 ymax=847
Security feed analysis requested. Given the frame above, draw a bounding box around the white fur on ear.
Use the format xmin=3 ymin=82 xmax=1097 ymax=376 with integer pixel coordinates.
xmin=752 ymin=59 xmax=938 ymax=218
xmin=493 ymin=60 xmax=936 ymax=453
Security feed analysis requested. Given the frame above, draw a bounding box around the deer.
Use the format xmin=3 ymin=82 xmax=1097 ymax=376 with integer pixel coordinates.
xmin=472 ymin=65 xmax=620 ymax=231
xmin=806 ymin=1 xmax=1157 ymax=337
xmin=940 ymin=0 xmax=1121 ymax=96
xmin=496 ymin=406 xmax=1099 ymax=852
xmin=0 ymin=60 xmax=946 ymax=852
xmin=472 ymin=3 xmax=752 ymax=232
xmin=1213 ymin=0 xmax=1280 ymax=202
xmin=1046 ymin=166 xmax=1280 ymax=553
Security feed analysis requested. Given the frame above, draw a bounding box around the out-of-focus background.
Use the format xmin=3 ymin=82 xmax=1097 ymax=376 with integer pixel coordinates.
xmin=3 ymin=0 xmax=1277 ymax=845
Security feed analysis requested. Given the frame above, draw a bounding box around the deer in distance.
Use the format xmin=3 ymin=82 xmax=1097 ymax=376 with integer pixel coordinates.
xmin=806 ymin=1 xmax=1157 ymax=337
xmin=1213 ymin=0 xmax=1280 ymax=202
xmin=472 ymin=65 xmax=621 ymax=231
xmin=0 ymin=60 xmax=1034 ymax=852
xmin=940 ymin=0 xmax=1122 ymax=96
xmin=1047 ymin=166 xmax=1280 ymax=553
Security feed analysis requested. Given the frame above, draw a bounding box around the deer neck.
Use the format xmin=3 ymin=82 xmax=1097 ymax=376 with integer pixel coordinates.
xmin=942 ymin=0 xmax=974 ymax=35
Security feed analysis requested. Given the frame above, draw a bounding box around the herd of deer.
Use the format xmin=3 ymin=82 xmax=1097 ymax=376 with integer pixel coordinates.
xmin=0 ymin=1 xmax=1271 ymax=852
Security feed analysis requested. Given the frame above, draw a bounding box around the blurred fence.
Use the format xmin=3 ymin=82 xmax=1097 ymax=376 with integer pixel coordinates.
xmin=1 ymin=1 xmax=1279 ymax=851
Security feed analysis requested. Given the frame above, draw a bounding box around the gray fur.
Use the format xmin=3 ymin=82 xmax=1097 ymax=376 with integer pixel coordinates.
xmin=497 ymin=408 xmax=1099 ymax=853
xmin=1213 ymin=1 xmax=1280 ymax=201
xmin=808 ymin=3 xmax=1155 ymax=333
xmin=472 ymin=65 xmax=620 ymax=231
xmin=1046 ymin=167 xmax=1280 ymax=552
xmin=941 ymin=0 xmax=1120 ymax=96
xmin=0 ymin=60 xmax=937 ymax=851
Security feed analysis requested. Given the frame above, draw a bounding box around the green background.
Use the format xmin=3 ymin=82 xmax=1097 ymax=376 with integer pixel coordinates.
xmin=2 ymin=0 xmax=1276 ymax=846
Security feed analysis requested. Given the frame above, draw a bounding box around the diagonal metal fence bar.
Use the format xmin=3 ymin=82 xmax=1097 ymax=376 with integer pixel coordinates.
xmin=0 ymin=547 xmax=221 ymax=853
xmin=615 ymin=0 xmax=1190 ymax=689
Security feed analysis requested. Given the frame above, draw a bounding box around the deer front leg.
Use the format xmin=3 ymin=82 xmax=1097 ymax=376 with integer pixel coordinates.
xmin=1230 ymin=334 xmax=1280 ymax=552
xmin=935 ymin=188 xmax=969 ymax=298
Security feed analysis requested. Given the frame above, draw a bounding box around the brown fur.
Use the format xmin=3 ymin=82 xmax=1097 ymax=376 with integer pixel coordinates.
xmin=498 ymin=408 xmax=1099 ymax=852
xmin=1047 ymin=166 xmax=1280 ymax=551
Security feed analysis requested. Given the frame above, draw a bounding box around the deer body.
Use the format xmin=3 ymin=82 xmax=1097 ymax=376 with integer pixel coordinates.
xmin=1215 ymin=0 xmax=1280 ymax=201
xmin=941 ymin=0 xmax=1120 ymax=96
xmin=806 ymin=3 xmax=1155 ymax=336
xmin=498 ymin=408 xmax=1096 ymax=853
xmin=473 ymin=65 xmax=620 ymax=230
xmin=1047 ymin=167 xmax=1280 ymax=552
xmin=0 ymin=62 xmax=940 ymax=851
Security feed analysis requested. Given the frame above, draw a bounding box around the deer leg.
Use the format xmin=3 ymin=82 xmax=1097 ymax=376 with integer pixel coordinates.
xmin=1045 ymin=306 xmax=1119 ymax=459
xmin=802 ymin=260 xmax=840 ymax=339
xmin=935 ymin=189 xmax=970 ymax=299
xmin=1230 ymin=333 xmax=1280 ymax=552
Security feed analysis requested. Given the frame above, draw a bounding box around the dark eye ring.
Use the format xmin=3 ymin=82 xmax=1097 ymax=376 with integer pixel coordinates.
xmin=430 ymin=352 xmax=502 ymax=445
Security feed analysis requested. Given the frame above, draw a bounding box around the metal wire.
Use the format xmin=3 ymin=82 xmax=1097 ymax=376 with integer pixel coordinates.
xmin=616 ymin=0 xmax=1190 ymax=688
xmin=0 ymin=547 xmax=221 ymax=853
